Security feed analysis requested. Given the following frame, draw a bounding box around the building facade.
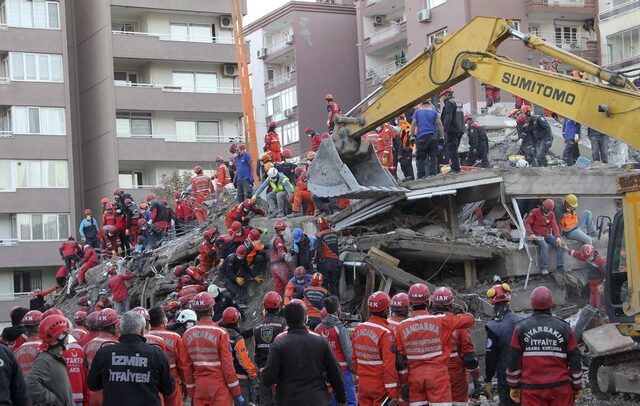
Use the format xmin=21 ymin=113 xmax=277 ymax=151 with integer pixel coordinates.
xmin=598 ymin=0 xmax=640 ymax=75
xmin=245 ymin=1 xmax=360 ymax=156
xmin=357 ymin=0 xmax=598 ymax=112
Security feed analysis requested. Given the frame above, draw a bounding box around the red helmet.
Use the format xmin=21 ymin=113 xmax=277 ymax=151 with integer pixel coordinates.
xmin=431 ymin=287 xmax=454 ymax=306
xmin=43 ymin=308 xmax=64 ymax=319
xmin=315 ymin=216 xmax=329 ymax=230
xmin=294 ymin=266 xmax=306 ymax=279
xmin=305 ymin=127 xmax=313 ymax=135
xmin=194 ymin=165 xmax=203 ymax=174
xmin=367 ymin=291 xmax=391 ymax=313
xmin=173 ymin=191 xmax=181 ymax=199
xmin=178 ymin=295 xmax=192 ymax=306
xmin=73 ymin=311 xmax=87 ymax=324
xmin=582 ymin=244 xmax=594 ymax=258
xmin=100 ymin=197 xmax=110 ymax=205
xmin=274 ymin=220 xmax=287 ymax=232
xmin=487 ymin=283 xmax=512 ymax=304
xmin=282 ymin=149 xmax=292 ymax=159
xmin=181 ymin=275 xmax=193 ymax=285
xmin=311 ymin=272 xmax=324 ymax=286
xmin=77 ymin=296 xmax=91 ymax=307
xmin=124 ymin=198 xmax=132 ymax=206
xmin=325 ymin=93 xmax=334 ymax=100
xmin=98 ymin=308 xmax=119 ymax=328
xmin=241 ymin=199 xmax=252 ymax=209
xmin=131 ymin=306 xmax=150 ymax=321
xmin=229 ymin=143 xmax=238 ymax=153
xmin=516 ymin=113 xmax=527 ymax=127
xmin=231 ymin=221 xmax=242 ymax=234
xmin=408 ymin=283 xmax=431 ymax=305
xmin=162 ymin=301 xmax=180 ymax=313
xmin=260 ymin=152 xmax=273 ymax=163
xmin=191 ymin=292 xmax=214 ymax=311
xmin=530 ymin=286 xmax=553 ymax=310
xmin=222 ymin=307 xmax=241 ymax=325
xmin=215 ymin=156 xmax=224 ymax=163
xmin=509 ymin=108 xmax=521 ymax=118
xmin=521 ymin=105 xmax=533 ymax=115
xmin=236 ymin=245 xmax=248 ymax=258
xmin=248 ymin=229 xmax=261 ymax=241
xmin=84 ymin=209 xmax=92 ymax=216
xmin=542 ymin=199 xmax=555 ymax=211
xmin=173 ymin=265 xmax=185 ymax=277
xmin=464 ymin=114 xmax=472 ymax=123
xmin=113 ymin=188 xmax=122 ymax=196
xmin=439 ymin=87 xmax=453 ymax=97
xmin=146 ymin=193 xmax=156 ymax=202
xmin=38 ymin=315 xmax=70 ymax=346
xmin=86 ymin=311 xmax=100 ymax=330
xmin=22 ymin=310 xmax=44 ymax=326
xmin=390 ymin=293 xmax=409 ymax=313
xmin=263 ymin=291 xmax=283 ymax=309
xmin=238 ymin=144 xmax=246 ymax=151
xmin=269 ymin=120 xmax=278 ymax=129
xmin=203 ymin=227 xmax=219 ymax=241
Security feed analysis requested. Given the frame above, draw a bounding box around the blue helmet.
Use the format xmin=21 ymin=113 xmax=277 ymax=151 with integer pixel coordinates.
xmin=292 ymin=228 xmax=303 ymax=243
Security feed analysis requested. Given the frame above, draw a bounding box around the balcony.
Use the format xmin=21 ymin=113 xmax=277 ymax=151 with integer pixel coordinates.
xmin=0 ymin=81 xmax=66 ymax=107
xmin=0 ymin=189 xmax=70 ymax=213
xmin=363 ymin=21 xmax=407 ymax=53
xmin=0 ymin=25 xmax=63 ymax=54
xmin=0 ymin=241 xmax=67 ymax=268
xmin=605 ymin=55 xmax=640 ymax=71
xmin=111 ymin=31 xmax=236 ymax=63
xmin=117 ymin=134 xmax=243 ymax=162
xmin=109 ymin=0 xmax=245 ymax=15
xmin=366 ymin=60 xmax=407 ymax=86
xmin=265 ymin=71 xmax=297 ymax=92
xmin=362 ymin=0 xmax=405 ymax=18
xmin=263 ymin=35 xmax=295 ymax=63
xmin=533 ymin=31 xmax=598 ymax=61
xmin=0 ymin=134 xmax=68 ymax=160
xmin=526 ymin=0 xmax=597 ymax=16
xmin=600 ymin=0 xmax=640 ymax=21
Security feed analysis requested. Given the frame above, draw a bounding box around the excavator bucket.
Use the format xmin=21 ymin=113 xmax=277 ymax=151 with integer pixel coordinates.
xmin=307 ymin=137 xmax=408 ymax=199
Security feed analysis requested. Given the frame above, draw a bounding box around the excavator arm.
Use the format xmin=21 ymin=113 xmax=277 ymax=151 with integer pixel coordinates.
xmin=308 ymin=16 xmax=640 ymax=198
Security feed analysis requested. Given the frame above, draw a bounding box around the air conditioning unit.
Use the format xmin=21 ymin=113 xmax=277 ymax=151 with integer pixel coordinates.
xmin=373 ymin=15 xmax=386 ymax=27
xmin=257 ymin=48 xmax=268 ymax=59
xmin=284 ymin=108 xmax=294 ymax=117
xmin=223 ymin=64 xmax=239 ymax=77
xmin=220 ymin=15 xmax=233 ymax=30
xmin=285 ymin=33 xmax=294 ymax=45
xmin=417 ymin=9 xmax=431 ymax=23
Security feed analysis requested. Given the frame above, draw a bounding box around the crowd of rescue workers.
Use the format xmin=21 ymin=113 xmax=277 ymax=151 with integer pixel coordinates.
xmin=0 ymin=82 xmax=616 ymax=405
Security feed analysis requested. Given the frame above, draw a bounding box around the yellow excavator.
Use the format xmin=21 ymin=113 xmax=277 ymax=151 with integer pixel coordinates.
xmin=307 ymin=16 xmax=640 ymax=398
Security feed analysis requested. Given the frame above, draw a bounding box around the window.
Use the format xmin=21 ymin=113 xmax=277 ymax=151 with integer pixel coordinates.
xmin=0 ymin=160 xmax=13 ymax=191
xmin=529 ymin=25 xmax=540 ymax=36
xmin=266 ymin=86 xmax=297 ymax=117
xmin=14 ymin=270 xmax=42 ymax=293
xmin=170 ymin=23 xmax=213 ymax=43
xmin=6 ymin=0 xmax=60 ymax=29
xmin=175 ymin=120 xmax=220 ymax=141
xmin=172 ymin=72 xmax=217 ymax=93
xmin=555 ymin=26 xmax=578 ymax=45
xmin=9 ymin=52 xmax=63 ymax=82
xmin=428 ymin=0 xmax=446 ymax=8
xmin=116 ymin=112 xmax=152 ymax=136
xmin=511 ymin=20 xmax=521 ymax=32
xmin=111 ymin=22 xmax=136 ymax=32
xmin=281 ymin=121 xmax=299 ymax=145
xmin=11 ymin=107 xmax=65 ymax=135
xmin=17 ymin=213 xmax=69 ymax=241
xmin=15 ymin=160 xmax=68 ymax=188
xmin=606 ymin=27 xmax=640 ymax=64
xmin=428 ymin=28 xmax=448 ymax=45
xmin=114 ymin=71 xmax=138 ymax=84
xmin=118 ymin=172 xmax=143 ymax=188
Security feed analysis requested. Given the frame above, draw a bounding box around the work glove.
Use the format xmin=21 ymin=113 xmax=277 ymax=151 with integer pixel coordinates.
xmin=574 ymin=389 xmax=583 ymax=400
xmin=483 ymin=381 xmax=493 ymax=400
xmin=233 ymin=395 xmax=245 ymax=406
xmin=235 ymin=277 xmax=245 ymax=286
xmin=509 ymin=388 xmax=521 ymax=403
xmin=253 ymin=276 xmax=264 ymax=285
xmin=452 ymin=303 xmax=466 ymax=315
xmin=596 ymin=283 xmax=605 ymax=296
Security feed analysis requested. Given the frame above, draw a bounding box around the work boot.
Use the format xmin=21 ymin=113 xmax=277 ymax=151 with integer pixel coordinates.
xmin=540 ymin=267 xmax=549 ymax=276
xmin=287 ymin=212 xmax=302 ymax=218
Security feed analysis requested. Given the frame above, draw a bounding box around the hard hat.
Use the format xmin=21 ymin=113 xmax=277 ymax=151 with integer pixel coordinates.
xmin=263 ymin=291 xmax=283 ymax=309
xmin=530 ymin=286 xmax=553 ymax=310
xmin=86 ymin=312 xmax=100 ymax=330
xmin=516 ymin=114 xmax=527 ymax=128
xmin=306 ymin=151 xmax=316 ymax=160
xmin=236 ymin=244 xmax=248 ymax=258
xmin=582 ymin=244 xmax=594 ymax=257
xmin=176 ymin=309 xmax=197 ymax=324
xmin=203 ymin=227 xmax=219 ymax=240
xmin=431 ymin=287 xmax=454 ymax=306
xmin=207 ymin=284 xmax=221 ymax=298
xmin=215 ymin=156 xmax=224 ymax=163
xmin=22 ymin=310 xmax=44 ymax=326
xmin=294 ymin=266 xmax=306 ymax=279
xmin=193 ymin=165 xmax=203 ymax=174
xmin=131 ymin=306 xmax=150 ymax=321
xmin=311 ymin=272 xmax=324 ymax=286
xmin=180 ymin=275 xmax=193 ymax=285
xmin=231 ymin=221 xmax=242 ymax=233
xmin=173 ymin=191 xmax=181 ymax=199
xmin=325 ymin=93 xmax=334 ymax=100
xmin=315 ymin=216 xmax=329 ymax=230
xmin=515 ymin=159 xmax=529 ymax=168
xmin=464 ymin=114 xmax=473 ymax=123
xmin=73 ymin=311 xmax=88 ymax=324
xmin=248 ymin=229 xmax=261 ymax=241
xmin=305 ymin=127 xmax=313 ymax=135
xmin=439 ymin=87 xmax=454 ymax=97
xmin=367 ymin=291 xmax=391 ymax=313
xmin=521 ymin=105 xmax=533 ymax=115
xmin=292 ymin=228 xmax=303 ymax=243
xmin=162 ymin=301 xmax=180 ymax=312
xmin=77 ymin=296 xmax=91 ymax=307
xmin=43 ymin=308 xmax=64 ymax=319
xmin=269 ymin=120 xmax=278 ymax=129
xmin=100 ymin=198 xmax=110 ymax=205
xmin=390 ymin=293 xmax=409 ymax=313
xmin=237 ymin=144 xmax=246 ymax=151
xmin=264 ymin=162 xmax=275 ymax=172
xmin=260 ymin=152 xmax=272 ymax=163
xmin=274 ymin=220 xmax=287 ymax=232
xmin=222 ymin=307 xmax=241 ymax=325
xmin=113 ymin=188 xmax=121 ymax=195
xmin=408 ymin=283 xmax=431 ymax=305
xmin=267 ymin=167 xmax=278 ymax=178
xmin=104 ymin=203 xmax=113 ymax=211
xmin=191 ymin=292 xmax=214 ymax=311
xmin=542 ymin=199 xmax=555 ymax=211
xmin=97 ymin=308 xmax=119 ymax=328
xmin=229 ymin=143 xmax=238 ymax=154
xmin=564 ymin=194 xmax=578 ymax=208
xmin=178 ymin=295 xmax=193 ymax=306
xmin=487 ymin=283 xmax=512 ymax=305
xmin=508 ymin=108 xmax=521 ymax=118
xmin=84 ymin=209 xmax=92 ymax=216
xmin=282 ymin=149 xmax=292 ymax=159
xmin=38 ymin=315 xmax=70 ymax=347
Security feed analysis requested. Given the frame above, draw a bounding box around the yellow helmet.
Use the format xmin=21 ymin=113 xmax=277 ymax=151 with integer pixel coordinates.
xmin=563 ymin=194 xmax=578 ymax=208
xmin=264 ymin=162 xmax=275 ymax=172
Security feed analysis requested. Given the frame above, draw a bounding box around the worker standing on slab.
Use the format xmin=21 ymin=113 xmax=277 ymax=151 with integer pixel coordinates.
xmin=465 ymin=114 xmax=490 ymax=168
xmin=525 ymin=199 xmax=564 ymax=276
xmin=314 ymin=216 xmax=341 ymax=297
xmin=352 ymin=291 xmax=398 ymax=405
xmin=562 ymin=119 xmax=581 ymax=166
xmin=507 ymin=286 xmax=583 ymax=406
xmin=190 ymin=166 xmax=214 ymax=223
xmin=397 ymin=114 xmax=415 ymax=181
xmin=214 ymin=156 xmax=232 ymax=199
xmin=326 ymin=94 xmax=341 ymax=134
xmin=587 ymin=127 xmax=609 ymax=164
xmin=411 ymin=99 xmax=444 ymax=178
xmin=484 ymin=283 xmax=523 ymax=406
xmin=231 ymin=144 xmax=254 ymax=203
xmin=521 ymin=105 xmax=553 ymax=167
xmin=440 ymin=88 xmax=465 ymax=173
xmin=264 ymin=121 xmax=283 ymax=163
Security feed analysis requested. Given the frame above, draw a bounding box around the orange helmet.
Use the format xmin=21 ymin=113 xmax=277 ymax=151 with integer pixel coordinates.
xmin=315 ymin=216 xmax=329 ymax=230
xmin=100 ymin=197 xmax=110 ymax=205
xmin=311 ymin=272 xmax=324 ymax=286
xmin=193 ymin=165 xmax=203 ymax=174
xmin=464 ymin=114 xmax=472 ymax=123
xmin=282 ymin=149 xmax=292 ymax=159
xmin=269 ymin=120 xmax=278 ymax=129
xmin=325 ymin=93 xmax=334 ymax=100
xmin=260 ymin=152 xmax=272 ymax=163
xmin=306 ymin=151 xmax=316 ymax=160
xmin=38 ymin=315 xmax=70 ymax=347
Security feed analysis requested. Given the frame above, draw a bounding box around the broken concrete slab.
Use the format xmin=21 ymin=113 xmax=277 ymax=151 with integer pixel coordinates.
xmin=508 ymin=279 xmax=567 ymax=311
xmin=365 ymin=256 xmax=436 ymax=292
xmin=583 ymin=324 xmax=636 ymax=356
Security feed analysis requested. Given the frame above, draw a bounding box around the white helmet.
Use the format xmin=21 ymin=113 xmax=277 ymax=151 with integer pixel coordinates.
xmin=176 ymin=309 xmax=197 ymax=324
xmin=207 ymin=284 xmax=222 ymax=298
xmin=515 ymin=159 xmax=529 ymax=168
xmin=267 ymin=167 xmax=278 ymax=178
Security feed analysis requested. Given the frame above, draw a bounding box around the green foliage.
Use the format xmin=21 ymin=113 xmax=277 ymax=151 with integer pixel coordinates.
xmin=153 ymin=170 xmax=192 ymax=202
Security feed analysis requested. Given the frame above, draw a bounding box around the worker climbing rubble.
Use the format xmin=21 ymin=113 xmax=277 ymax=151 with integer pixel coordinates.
xmin=264 ymin=121 xmax=283 ymax=163
xmin=253 ymin=167 xmax=295 ymax=218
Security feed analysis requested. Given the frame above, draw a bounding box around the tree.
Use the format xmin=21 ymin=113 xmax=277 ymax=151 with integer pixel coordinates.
xmin=153 ymin=170 xmax=192 ymax=203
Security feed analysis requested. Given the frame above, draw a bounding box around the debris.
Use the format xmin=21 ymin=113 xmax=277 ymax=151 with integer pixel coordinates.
xmin=583 ymin=324 xmax=635 ymax=356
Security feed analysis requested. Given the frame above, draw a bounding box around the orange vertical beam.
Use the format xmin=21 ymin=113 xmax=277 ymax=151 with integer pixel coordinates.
xmin=232 ymin=0 xmax=258 ymax=184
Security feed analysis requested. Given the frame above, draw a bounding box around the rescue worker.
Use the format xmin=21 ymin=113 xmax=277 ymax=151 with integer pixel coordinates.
xmin=83 ymin=307 xmax=119 ymax=406
xmin=183 ymin=292 xmax=244 ymax=406
xmin=0 ymin=306 xmax=28 ymax=350
xmin=302 ymin=272 xmax=328 ymax=330
xmin=507 ymin=286 xmax=583 ymax=405
xmin=397 ymin=114 xmax=415 ymax=181
xmin=27 ymin=314 xmax=74 ymax=406
xmin=258 ymin=152 xmax=273 ymax=182
xmin=214 ymin=156 xmax=232 ymax=199
xmin=244 ymin=228 xmax=268 ymax=276
xmin=264 ymin=121 xmax=283 ymax=162
xmin=465 ymin=114 xmax=490 ymax=168
xmin=168 ymin=309 xmax=197 ymax=337
xmin=130 ymin=307 xmax=167 ymax=352
xmin=60 ymin=236 xmax=82 ymax=273
xmin=315 ymin=295 xmax=356 ymax=406
xmin=253 ymin=167 xmax=295 ymax=218
xmin=513 ymin=109 xmax=537 ymax=166
xmin=94 ymin=289 xmax=113 ymax=312
xmin=291 ymin=228 xmax=315 ymax=271
xmin=588 ymin=127 xmax=609 ymax=163
xmin=220 ymin=245 xmax=259 ymax=307
xmin=395 ymin=283 xmax=475 ymax=406
xmin=326 ymin=93 xmax=341 ymax=134
xmin=232 ymin=144 xmax=254 ymax=202
xmin=411 ymin=99 xmax=444 ymax=178
xmin=0 ymin=336 xmax=28 ymax=405
xmin=70 ymin=311 xmax=88 ymax=341
xmin=431 ymin=287 xmax=482 ymax=404
xmin=352 ymin=291 xmax=399 ymax=405
xmin=78 ymin=244 xmax=99 ymax=285
xmin=525 ymin=199 xmax=564 ymax=275
xmin=190 ymin=166 xmax=215 ymax=223
xmin=567 ymin=244 xmax=606 ymax=310
xmin=261 ymin=300 xmax=346 ymax=406
xmin=79 ymin=209 xmax=101 ymax=252
xmin=522 ymin=105 xmax=553 ymax=167
xmin=253 ymin=291 xmax=286 ymax=406
xmin=306 ymin=127 xmax=322 ymax=152
xmin=221 ymin=307 xmax=258 ymax=403
xmin=563 ymin=118 xmax=581 ymax=166
xmin=284 ymin=266 xmax=312 ymax=305
xmin=15 ymin=310 xmax=43 ymax=378
xmin=225 ymin=199 xmax=266 ymax=229
xmin=269 ymin=220 xmax=292 ymax=297
xmin=559 ymin=193 xmax=595 ymax=245
xmin=440 ymin=87 xmax=466 ymax=173
xmin=288 ymin=169 xmax=314 ymax=217
xmin=209 ymin=284 xmax=242 ymax=324
xmin=88 ymin=311 xmax=174 ymax=406
xmin=63 ymin=320 xmax=90 ymax=406
xmin=106 ymin=263 xmax=135 ymax=314
xmin=314 ymin=216 xmax=341 ymax=297
xmin=76 ymin=311 xmax=101 ymax=348
xmin=276 ymin=149 xmax=296 ymax=182
xmin=148 ymin=194 xmax=171 ymax=235
xmin=482 ymin=83 xmax=501 ymax=107
xmin=113 ymin=198 xmax=132 ymax=256
xmin=174 ymin=191 xmax=196 ymax=235
xmin=387 ymin=292 xmax=409 ymax=406
xmin=484 ymin=283 xmax=523 ymax=406
xmin=196 ymin=227 xmax=221 ymax=278
xmin=101 ymin=202 xmax=116 ymax=228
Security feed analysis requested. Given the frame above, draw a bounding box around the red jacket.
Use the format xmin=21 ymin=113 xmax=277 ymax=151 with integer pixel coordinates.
xmin=102 ymin=209 xmax=116 ymax=227
xmin=148 ymin=326 xmax=191 ymax=385
xmin=56 ymin=265 xmax=69 ymax=279
xmin=448 ymin=328 xmax=475 ymax=368
xmin=525 ymin=208 xmax=560 ymax=238
xmin=175 ymin=201 xmax=196 ymax=221
xmin=570 ymin=250 xmax=606 ymax=281
xmin=327 ymin=101 xmax=341 ymax=125
xmin=107 ymin=273 xmax=135 ymax=302
xmin=60 ymin=241 xmax=81 ymax=257
xmin=82 ymin=247 xmax=98 ymax=266
xmin=64 ymin=341 xmax=90 ymax=406
xmin=269 ymin=234 xmax=288 ymax=263
xmin=214 ymin=165 xmax=231 ymax=187
xmin=14 ymin=336 xmax=42 ymax=378
xmin=310 ymin=135 xmax=322 ymax=152
xmin=191 ymin=175 xmax=214 ymax=200
xmin=264 ymin=132 xmax=282 ymax=159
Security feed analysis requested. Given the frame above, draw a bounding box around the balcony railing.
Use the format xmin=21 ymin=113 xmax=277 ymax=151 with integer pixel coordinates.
xmin=366 ymin=60 xmax=407 ymax=84
xmin=366 ymin=21 xmax=406 ymax=46
xmin=527 ymin=0 xmax=586 ymax=7
xmin=122 ymin=184 xmax=160 ymax=190
xmin=265 ymin=71 xmax=296 ymax=91
xmin=600 ymin=0 xmax=640 ymax=20
xmin=532 ymin=31 xmax=593 ymax=51
xmin=112 ymin=30 xmax=234 ymax=45
xmin=114 ymin=81 xmax=240 ymax=94
xmin=0 ymin=239 xmax=18 ymax=246
xmin=266 ymin=35 xmax=294 ymax=54
xmin=118 ymin=133 xmax=245 ymax=143
xmin=0 ymin=130 xmax=13 ymax=138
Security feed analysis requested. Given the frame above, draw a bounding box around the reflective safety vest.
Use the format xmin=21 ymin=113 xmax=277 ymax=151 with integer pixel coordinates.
xmin=268 ymin=175 xmax=293 ymax=193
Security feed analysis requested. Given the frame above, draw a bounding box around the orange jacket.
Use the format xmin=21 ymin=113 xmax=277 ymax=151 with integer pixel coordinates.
xmin=14 ymin=336 xmax=42 ymax=378
xmin=149 ymin=327 xmax=191 ymax=384
xmin=144 ymin=333 xmax=167 ymax=352
xmin=228 ymin=328 xmax=257 ymax=379
xmin=215 ymin=165 xmax=231 ymax=187
xmin=190 ymin=175 xmax=214 ymax=200
xmin=182 ymin=319 xmax=241 ymax=397
xmin=448 ymin=328 xmax=475 ymax=368
xmin=83 ymin=332 xmax=118 ymax=370
xmin=559 ymin=209 xmax=579 ymax=232
xmin=264 ymin=132 xmax=282 ymax=157
xmin=302 ymin=285 xmax=328 ymax=319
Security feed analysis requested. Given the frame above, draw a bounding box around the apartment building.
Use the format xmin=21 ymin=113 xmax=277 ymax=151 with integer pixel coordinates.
xmin=357 ymin=0 xmax=598 ymax=111
xmin=0 ymin=0 xmax=76 ymax=302
xmin=245 ymin=1 xmax=360 ymax=155
xmin=598 ymin=0 xmax=640 ymax=74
